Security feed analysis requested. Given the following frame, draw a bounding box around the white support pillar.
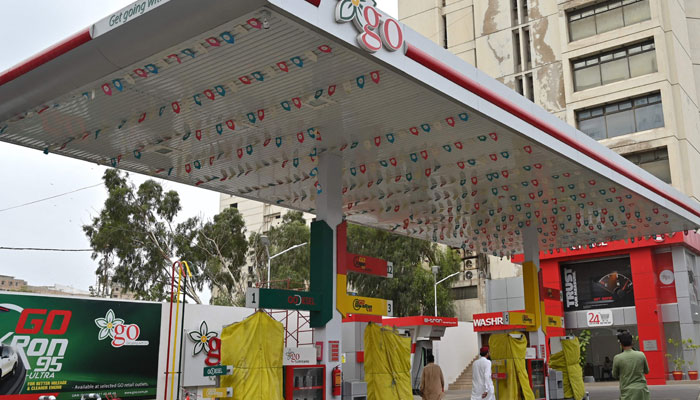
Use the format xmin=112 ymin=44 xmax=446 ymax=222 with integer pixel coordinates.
xmin=315 ymin=152 xmax=344 ymax=399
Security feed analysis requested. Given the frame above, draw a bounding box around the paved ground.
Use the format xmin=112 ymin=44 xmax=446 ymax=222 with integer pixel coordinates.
xmin=413 ymin=382 xmax=700 ymax=399
xmin=585 ymin=382 xmax=700 ymax=400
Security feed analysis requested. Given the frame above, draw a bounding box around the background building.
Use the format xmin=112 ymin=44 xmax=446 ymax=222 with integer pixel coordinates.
xmin=0 ymin=275 xmax=27 ymax=291
xmin=397 ymin=0 xmax=700 ymax=380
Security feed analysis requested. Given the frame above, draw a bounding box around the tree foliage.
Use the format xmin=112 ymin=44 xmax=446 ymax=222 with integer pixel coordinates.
xmin=83 ymin=170 xmax=248 ymax=304
xmin=248 ymin=211 xmax=310 ymax=290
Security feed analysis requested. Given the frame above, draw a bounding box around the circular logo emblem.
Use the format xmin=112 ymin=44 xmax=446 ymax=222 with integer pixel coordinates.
xmin=659 ymin=269 xmax=674 ymax=285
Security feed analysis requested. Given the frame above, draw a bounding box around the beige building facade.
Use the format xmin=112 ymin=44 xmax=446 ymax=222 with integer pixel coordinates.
xmin=399 ymin=0 xmax=700 ymax=320
xmin=0 ymin=275 xmax=27 ymax=291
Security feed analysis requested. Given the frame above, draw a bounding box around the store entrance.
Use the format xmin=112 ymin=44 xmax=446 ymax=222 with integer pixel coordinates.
xmin=567 ymin=326 xmax=638 ymax=382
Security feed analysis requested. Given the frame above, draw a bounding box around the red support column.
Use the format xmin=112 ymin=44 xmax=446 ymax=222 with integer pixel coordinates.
xmin=630 ymin=248 xmax=667 ymax=385
xmin=541 ymin=259 xmax=565 ymax=337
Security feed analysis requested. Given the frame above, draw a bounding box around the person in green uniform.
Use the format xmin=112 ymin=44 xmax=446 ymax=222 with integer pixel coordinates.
xmin=612 ymin=331 xmax=650 ymax=400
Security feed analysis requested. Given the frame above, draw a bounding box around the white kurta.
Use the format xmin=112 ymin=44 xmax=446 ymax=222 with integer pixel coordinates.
xmin=471 ymin=356 xmax=495 ymax=400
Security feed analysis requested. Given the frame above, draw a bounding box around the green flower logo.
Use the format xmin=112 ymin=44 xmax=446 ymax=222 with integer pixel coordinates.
xmin=335 ymin=0 xmax=378 ymax=27
xmin=94 ymin=309 xmax=124 ymax=341
xmin=187 ymin=321 xmax=218 ymax=355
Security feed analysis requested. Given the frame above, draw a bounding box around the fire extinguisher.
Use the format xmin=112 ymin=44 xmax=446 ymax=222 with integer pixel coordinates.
xmin=332 ymin=366 xmax=342 ymax=396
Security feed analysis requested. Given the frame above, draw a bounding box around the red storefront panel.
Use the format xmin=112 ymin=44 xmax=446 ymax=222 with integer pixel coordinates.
xmin=653 ymin=251 xmax=677 ymax=304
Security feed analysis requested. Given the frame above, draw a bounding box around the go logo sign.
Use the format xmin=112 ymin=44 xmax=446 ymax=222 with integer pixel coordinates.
xmin=335 ymin=2 xmax=404 ymax=53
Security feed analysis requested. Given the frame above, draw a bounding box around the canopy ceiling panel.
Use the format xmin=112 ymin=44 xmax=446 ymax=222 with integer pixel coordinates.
xmin=1 ymin=0 xmax=699 ymax=256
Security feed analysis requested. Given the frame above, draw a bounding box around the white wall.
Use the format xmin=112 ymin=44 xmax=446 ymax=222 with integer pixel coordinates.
xmin=156 ymin=303 xmax=255 ymax=400
xmin=433 ymin=322 xmax=479 ymax=385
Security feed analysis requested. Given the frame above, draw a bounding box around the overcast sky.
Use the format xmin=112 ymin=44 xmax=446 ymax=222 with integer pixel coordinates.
xmin=0 ymin=0 xmax=398 ymax=298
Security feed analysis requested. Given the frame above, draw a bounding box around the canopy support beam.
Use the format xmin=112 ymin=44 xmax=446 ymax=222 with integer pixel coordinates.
xmin=314 ymin=152 xmax=344 ymax=398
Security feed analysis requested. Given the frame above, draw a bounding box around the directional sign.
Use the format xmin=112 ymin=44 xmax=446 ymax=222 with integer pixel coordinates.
xmin=545 ymin=315 xmax=563 ymax=328
xmin=245 ymin=288 xmax=321 ymax=311
xmin=202 ymin=387 xmax=232 ymax=398
xmin=203 ymin=365 xmax=232 ymax=377
xmin=507 ymin=311 xmax=536 ymax=326
xmin=336 ymin=274 xmax=393 ymax=317
xmin=346 ymin=254 xmax=393 ymax=278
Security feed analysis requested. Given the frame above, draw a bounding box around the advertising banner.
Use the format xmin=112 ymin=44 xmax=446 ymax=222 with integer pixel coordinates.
xmin=561 ymin=257 xmax=635 ymax=311
xmin=0 ymin=293 xmax=160 ymax=400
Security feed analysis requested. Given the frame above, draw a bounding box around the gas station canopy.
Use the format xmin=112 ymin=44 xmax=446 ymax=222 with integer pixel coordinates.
xmin=1 ymin=0 xmax=699 ymax=255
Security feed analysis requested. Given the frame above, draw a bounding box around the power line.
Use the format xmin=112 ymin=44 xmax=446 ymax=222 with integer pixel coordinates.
xmin=0 ymin=182 xmax=103 ymax=213
xmin=0 ymin=246 xmax=93 ymax=252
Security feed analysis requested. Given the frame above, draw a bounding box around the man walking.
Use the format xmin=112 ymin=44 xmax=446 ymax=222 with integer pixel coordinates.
xmin=612 ymin=332 xmax=650 ymax=400
xmin=420 ymin=354 xmax=445 ymax=400
xmin=471 ymin=347 xmax=494 ymax=400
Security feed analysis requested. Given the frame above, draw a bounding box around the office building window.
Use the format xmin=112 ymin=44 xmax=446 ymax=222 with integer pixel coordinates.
xmin=573 ymin=40 xmax=656 ymax=91
xmin=525 ymin=73 xmax=534 ymax=101
xmin=521 ymin=0 xmax=529 ymax=22
xmin=511 ymin=0 xmax=519 ymax=26
xmin=523 ymin=27 xmax=532 ymax=69
xmin=229 ymin=203 xmax=238 ymax=209
xmin=452 ymin=285 xmax=478 ymax=300
xmin=568 ymin=0 xmax=651 ymax=42
xmin=442 ymin=15 xmax=448 ymax=49
xmin=623 ymin=147 xmax=671 ymax=183
xmin=515 ymin=75 xmax=524 ymax=95
xmin=513 ymin=30 xmax=522 ymax=72
xmin=576 ymin=92 xmax=664 ymax=139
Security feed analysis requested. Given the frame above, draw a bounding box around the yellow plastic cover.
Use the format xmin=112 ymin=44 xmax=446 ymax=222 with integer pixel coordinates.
xmin=220 ymin=311 xmax=284 ymax=400
xmin=364 ymin=322 xmax=413 ymax=400
xmin=489 ymin=332 xmax=535 ymax=400
xmin=549 ymin=337 xmax=585 ymax=400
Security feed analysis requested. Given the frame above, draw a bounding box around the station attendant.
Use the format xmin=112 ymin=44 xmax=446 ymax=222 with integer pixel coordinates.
xmin=471 ymin=347 xmax=494 ymax=400
xmin=420 ymin=354 xmax=445 ymax=400
xmin=612 ymin=332 xmax=650 ymax=400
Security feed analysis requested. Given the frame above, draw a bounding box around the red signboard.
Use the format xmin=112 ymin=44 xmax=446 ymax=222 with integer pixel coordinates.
xmin=382 ymin=316 xmax=458 ymax=327
xmin=346 ymin=253 xmax=393 ymax=277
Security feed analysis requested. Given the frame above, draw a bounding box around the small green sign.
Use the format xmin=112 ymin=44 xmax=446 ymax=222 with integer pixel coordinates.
xmin=203 ymin=365 xmax=232 ymax=377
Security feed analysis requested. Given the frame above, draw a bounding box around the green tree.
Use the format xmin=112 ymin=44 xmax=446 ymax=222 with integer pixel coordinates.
xmin=346 ymin=224 xmax=459 ymax=317
xmin=83 ymin=169 xmax=248 ymax=304
xmin=248 ymin=211 xmax=311 ymax=290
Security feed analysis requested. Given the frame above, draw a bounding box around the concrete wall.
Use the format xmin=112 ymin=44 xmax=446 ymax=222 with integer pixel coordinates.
xmin=433 ymin=321 xmax=479 ymax=385
xmin=486 ymin=276 xmax=525 ymax=312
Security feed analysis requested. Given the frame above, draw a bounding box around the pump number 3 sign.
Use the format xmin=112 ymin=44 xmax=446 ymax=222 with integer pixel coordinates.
xmin=586 ymin=309 xmax=613 ymax=327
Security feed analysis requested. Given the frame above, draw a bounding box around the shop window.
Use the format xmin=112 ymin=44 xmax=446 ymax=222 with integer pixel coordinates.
xmin=573 ymin=40 xmax=656 ymax=91
xmin=568 ymin=0 xmax=651 ymax=42
xmin=452 ymin=285 xmax=478 ymax=300
xmin=623 ymin=147 xmax=671 ymax=183
xmin=576 ymin=92 xmax=664 ymax=139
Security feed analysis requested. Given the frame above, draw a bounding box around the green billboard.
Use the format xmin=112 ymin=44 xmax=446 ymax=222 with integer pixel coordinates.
xmin=0 ymin=293 xmax=161 ymax=400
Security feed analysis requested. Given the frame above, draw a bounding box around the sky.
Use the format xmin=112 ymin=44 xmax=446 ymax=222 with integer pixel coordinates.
xmin=0 ymin=0 xmax=398 ymax=298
